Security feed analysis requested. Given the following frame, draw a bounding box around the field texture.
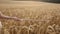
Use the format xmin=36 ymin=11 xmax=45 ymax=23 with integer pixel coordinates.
xmin=0 ymin=1 xmax=60 ymax=34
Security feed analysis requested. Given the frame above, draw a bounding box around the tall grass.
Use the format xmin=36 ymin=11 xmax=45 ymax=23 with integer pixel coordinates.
xmin=0 ymin=6 xmax=60 ymax=34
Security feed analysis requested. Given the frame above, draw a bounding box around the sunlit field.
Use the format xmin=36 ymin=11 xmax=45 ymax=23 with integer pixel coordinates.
xmin=0 ymin=1 xmax=60 ymax=34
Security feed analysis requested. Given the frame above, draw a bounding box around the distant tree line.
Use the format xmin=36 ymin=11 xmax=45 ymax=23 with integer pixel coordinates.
xmin=40 ymin=0 xmax=60 ymax=3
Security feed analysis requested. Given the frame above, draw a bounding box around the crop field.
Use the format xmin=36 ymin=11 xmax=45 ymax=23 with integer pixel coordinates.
xmin=0 ymin=1 xmax=60 ymax=34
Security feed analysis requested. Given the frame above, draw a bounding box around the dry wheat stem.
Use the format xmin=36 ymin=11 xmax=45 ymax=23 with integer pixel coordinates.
xmin=0 ymin=11 xmax=46 ymax=21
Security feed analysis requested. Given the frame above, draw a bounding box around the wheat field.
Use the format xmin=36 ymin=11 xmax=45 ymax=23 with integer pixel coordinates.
xmin=0 ymin=1 xmax=60 ymax=34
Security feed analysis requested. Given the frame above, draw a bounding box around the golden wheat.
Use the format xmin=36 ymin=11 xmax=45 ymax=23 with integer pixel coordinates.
xmin=0 ymin=4 xmax=60 ymax=34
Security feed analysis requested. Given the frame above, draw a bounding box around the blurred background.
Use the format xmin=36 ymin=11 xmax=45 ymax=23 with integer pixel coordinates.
xmin=0 ymin=0 xmax=60 ymax=4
